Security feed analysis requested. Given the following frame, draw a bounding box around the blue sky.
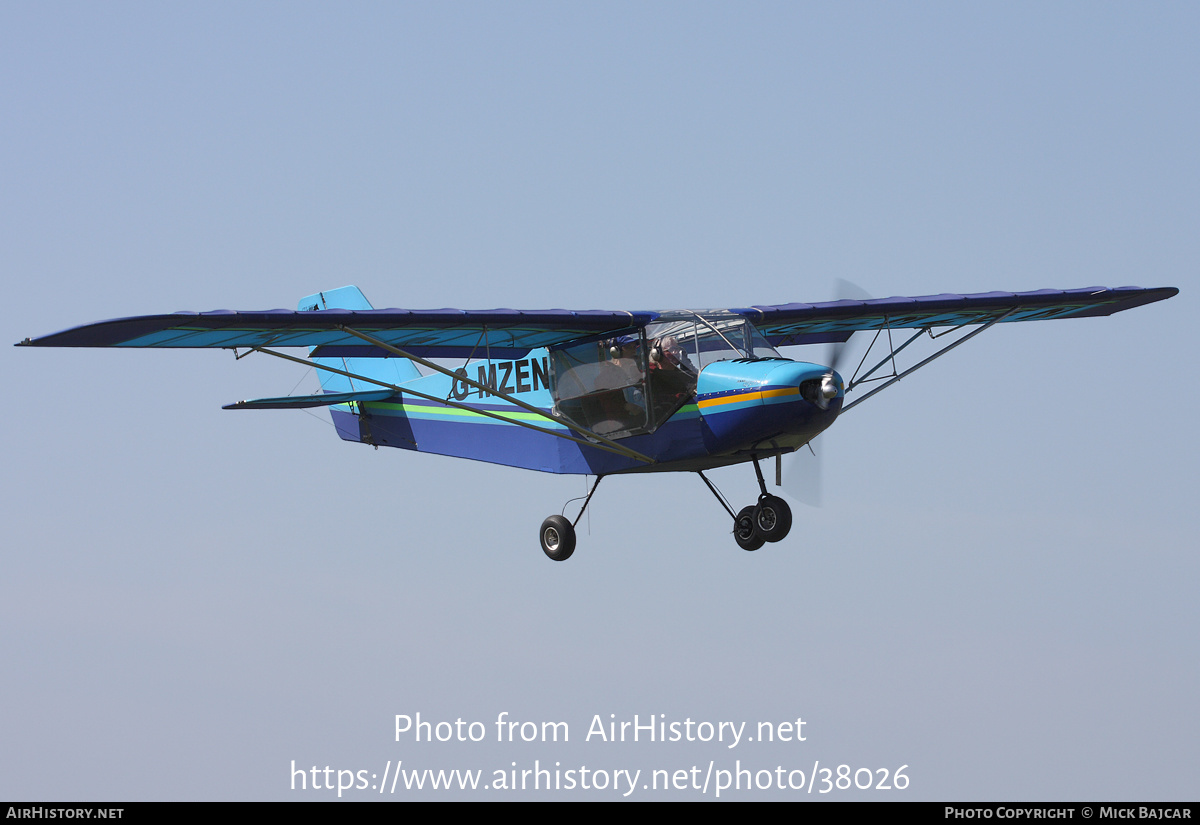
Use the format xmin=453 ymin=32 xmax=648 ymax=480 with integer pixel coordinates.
xmin=3 ymin=2 xmax=1196 ymax=800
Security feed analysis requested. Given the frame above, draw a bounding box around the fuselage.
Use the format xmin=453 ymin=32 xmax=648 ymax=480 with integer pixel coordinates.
xmin=327 ymin=349 xmax=843 ymax=475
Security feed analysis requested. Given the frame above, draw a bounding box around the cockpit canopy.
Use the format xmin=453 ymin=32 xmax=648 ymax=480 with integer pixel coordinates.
xmin=549 ymin=312 xmax=782 ymax=439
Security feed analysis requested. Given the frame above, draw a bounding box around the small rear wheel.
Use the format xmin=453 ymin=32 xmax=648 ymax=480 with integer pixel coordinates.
xmin=734 ymin=506 xmax=765 ymax=552
xmin=539 ymin=515 xmax=576 ymax=561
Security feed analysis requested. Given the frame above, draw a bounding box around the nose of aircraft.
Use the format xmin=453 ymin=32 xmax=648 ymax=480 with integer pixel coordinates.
xmin=763 ymin=359 xmax=844 ymax=416
xmin=696 ymin=359 xmax=843 ymax=451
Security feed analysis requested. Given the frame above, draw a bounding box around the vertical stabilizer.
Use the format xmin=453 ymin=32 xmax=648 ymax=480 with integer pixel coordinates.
xmin=298 ymin=286 xmax=421 ymax=391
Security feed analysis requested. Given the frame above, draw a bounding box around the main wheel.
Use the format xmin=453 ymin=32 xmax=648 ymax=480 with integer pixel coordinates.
xmin=539 ymin=515 xmax=576 ymax=561
xmin=734 ymin=506 xmax=765 ymax=552
xmin=755 ymin=495 xmax=793 ymax=543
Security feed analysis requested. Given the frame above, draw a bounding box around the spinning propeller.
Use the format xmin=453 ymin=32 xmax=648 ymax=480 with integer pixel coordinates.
xmin=782 ymin=279 xmax=871 ymax=507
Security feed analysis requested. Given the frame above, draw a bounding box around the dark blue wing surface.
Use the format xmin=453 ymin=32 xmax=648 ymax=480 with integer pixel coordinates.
xmin=18 ymin=286 xmax=1176 ymax=355
xmin=733 ymin=286 xmax=1178 ymax=347
xmin=19 ymin=308 xmax=659 ymax=359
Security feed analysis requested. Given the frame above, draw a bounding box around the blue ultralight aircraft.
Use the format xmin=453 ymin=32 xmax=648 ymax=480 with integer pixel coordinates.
xmin=19 ymin=284 xmax=1177 ymax=560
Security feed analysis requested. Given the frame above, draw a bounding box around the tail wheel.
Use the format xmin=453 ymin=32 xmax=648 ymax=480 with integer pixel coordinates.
xmin=539 ymin=515 xmax=576 ymax=561
xmin=734 ymin=506 xmax=765 ymax=552
xmin=755 ymin=495 xmax=792 ymax=543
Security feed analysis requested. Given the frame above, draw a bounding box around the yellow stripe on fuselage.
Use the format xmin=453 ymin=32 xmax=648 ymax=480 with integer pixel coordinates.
xmin=696 ymin=386 xmax=799 ymax=410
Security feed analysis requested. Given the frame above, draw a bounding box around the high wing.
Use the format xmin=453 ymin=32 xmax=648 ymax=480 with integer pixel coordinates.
xmin=734 ymin=286 xmax=1178 ymax=348
xmin=18 ymin=307 xmax=659 ymax=358
xmin=18 ymin=286 xmax=1175 ymax=357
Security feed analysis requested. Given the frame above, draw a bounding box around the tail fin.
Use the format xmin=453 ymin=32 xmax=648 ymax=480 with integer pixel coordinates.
xmin=298 ymin=286 xmax=421 ymax=391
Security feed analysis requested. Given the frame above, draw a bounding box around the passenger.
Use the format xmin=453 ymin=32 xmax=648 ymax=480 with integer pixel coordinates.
xmin=590 ymin=339 xmax=645 ymax=433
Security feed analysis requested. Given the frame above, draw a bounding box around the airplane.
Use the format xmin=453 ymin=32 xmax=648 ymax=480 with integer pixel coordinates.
xmin=19 ymin=284 xmax=1177 ymax=561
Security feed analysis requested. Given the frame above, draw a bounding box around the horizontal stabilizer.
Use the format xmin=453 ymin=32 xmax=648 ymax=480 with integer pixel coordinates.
xmin=222 ymin=389 xmax=395 ymax=410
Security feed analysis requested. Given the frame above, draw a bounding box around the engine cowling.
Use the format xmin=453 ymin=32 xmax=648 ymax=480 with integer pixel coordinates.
xmin=696 ymin=359 xmax=843 ymax=454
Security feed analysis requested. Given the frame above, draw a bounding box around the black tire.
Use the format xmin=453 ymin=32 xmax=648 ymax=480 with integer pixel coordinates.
xmin=734 ymin=506 xmax=765 ymax=552
xmin=539 ymin=515 xmax=576 ymax=561
xmin=755 ymin=495 xmax=793 ymax=543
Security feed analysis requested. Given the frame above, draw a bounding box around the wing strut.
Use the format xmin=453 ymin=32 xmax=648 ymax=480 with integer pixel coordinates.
xmin=335 ymin=325 xmax=654 ymax=464
xmin=248 ymin=345 xmax=655 ymax=465
xmin=841 ymin=308 xmax=1017 ymax=414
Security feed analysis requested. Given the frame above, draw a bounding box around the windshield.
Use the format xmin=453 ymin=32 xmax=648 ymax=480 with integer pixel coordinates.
xmin=646 ymin=312 xmax=780 ymax=369
xmin=548 ymin=314 xmax=782 ymax=438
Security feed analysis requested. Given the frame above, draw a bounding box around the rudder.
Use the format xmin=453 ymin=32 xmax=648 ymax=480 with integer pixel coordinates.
xmin=299 ymin=286 xmax=421 ymax=446
xmin=298 ymin=286 xmax=422 ymax=391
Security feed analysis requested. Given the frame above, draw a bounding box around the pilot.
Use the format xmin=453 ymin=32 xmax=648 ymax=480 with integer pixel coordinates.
xmin=650 ymin=336 xmax=696 ymax=376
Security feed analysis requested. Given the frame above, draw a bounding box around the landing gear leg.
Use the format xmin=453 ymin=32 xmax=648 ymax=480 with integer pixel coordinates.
xmin=697 ymin=460 xmax=794 ymax=553
xmin=539 ymin=475 xmax=604 ymax=561
xmin=698 ymin=471 xmax=766 ymax=551
xmin=751 ymin=456 xmax=793 ymax=543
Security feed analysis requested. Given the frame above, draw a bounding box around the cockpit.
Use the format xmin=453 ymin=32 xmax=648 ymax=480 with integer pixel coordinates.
xmin=549 ymin=312 xmax=784 ymax=438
